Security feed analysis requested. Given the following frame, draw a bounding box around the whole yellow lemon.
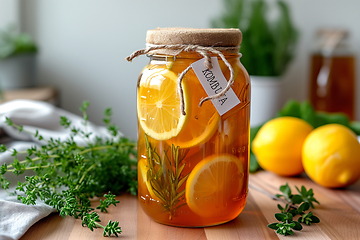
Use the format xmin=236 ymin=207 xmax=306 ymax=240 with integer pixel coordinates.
xmin=252 ymin=117 xmax=313 ymax=176
xmin=302 ymin=124 xmax=360 ymax=188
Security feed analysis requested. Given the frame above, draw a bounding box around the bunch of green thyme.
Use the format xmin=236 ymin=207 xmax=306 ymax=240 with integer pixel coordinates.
xmin=0 ymin=102 xmax=137 ymax=237
xmin=267 ymin=183 xmax=320 ymax=236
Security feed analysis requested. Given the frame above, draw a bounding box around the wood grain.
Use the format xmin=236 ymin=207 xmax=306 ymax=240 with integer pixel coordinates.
xmin=20 ymin=171 xmax=360 ymax=240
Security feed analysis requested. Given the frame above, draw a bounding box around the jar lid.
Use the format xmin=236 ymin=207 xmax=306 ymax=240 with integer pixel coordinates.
xmin=146 ymin=27 xmax=242 ymax=47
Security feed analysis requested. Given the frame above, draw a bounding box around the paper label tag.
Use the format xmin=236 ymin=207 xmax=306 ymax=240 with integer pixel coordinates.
xmin=191 ymin=57 xmax=240 ymax=116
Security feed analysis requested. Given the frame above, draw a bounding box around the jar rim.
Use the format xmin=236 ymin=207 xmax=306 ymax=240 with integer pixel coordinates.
xmin=147 ymin=52 xmax=241 ymax=60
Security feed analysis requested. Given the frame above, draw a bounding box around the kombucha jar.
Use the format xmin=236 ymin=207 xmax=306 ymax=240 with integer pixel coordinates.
xmin=132 ymin=28 xmax=250 ymax=227
xmin=309 ymin=29 xmax=356 ymax=119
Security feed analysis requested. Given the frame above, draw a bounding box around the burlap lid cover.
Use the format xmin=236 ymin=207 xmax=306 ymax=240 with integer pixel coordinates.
xmin=146 ymin=27 xmax=242 ymax=55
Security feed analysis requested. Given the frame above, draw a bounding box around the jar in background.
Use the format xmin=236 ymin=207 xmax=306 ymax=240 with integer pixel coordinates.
xmin=132 ymin=28 xmax=250 ymax=227
xmin=309 ymin=29 xmax=356 ymax=119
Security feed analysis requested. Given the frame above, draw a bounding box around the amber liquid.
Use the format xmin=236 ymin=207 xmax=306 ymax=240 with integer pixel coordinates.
xmin=309 ymin=54 xmax=355 ymax=119
xmin=137 ymin=53 xmax=250 ymax=227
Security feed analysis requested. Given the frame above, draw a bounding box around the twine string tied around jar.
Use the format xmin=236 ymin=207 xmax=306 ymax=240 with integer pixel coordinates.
xmin=126 ymin=44 xmax=240 ymax=115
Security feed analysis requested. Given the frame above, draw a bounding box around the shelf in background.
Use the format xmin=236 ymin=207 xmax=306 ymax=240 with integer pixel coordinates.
xmin=1 ymin=86 xmax=59 ymax=106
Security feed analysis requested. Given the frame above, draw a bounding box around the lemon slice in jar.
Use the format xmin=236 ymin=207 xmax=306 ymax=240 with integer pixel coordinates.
xmin=185 ymin=154 xmax=244 ymax=217
xmin=138 ymin=159 xmax=159 ymax=200
xmin=166 ymin=67 xmax=220 ymax=149
xmin=137 ymin=66 xmax=190 ymax=141
xmin=171 ymin=111 xmax=220 ymax=149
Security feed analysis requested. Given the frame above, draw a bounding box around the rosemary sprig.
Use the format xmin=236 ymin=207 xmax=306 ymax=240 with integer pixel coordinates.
xmin=0 ymin=101 xmax=137 ymax=237
xmin=144 ymin=134 xmax=189 ymax=219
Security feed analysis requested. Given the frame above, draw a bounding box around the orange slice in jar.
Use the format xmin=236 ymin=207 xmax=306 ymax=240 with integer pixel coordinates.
xmin=185 ymin=154 xmax=244 ymax=217
xmin=137 ymin=66 xmax=190 ymax=141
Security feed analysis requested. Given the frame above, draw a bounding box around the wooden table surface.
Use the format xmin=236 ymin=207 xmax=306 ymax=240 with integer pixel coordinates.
xmin=20 ymin=171 xmax=360 ymax=240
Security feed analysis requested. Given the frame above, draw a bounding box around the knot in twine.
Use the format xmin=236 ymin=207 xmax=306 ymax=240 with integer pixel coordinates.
xmin=126 ymin=44 xmax=239 ymax=115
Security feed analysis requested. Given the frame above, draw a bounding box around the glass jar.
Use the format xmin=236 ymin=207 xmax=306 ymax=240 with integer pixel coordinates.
xmin=134 ymin=28 xmax=250 ymax=227
xmin=309 ymin=29 xmax=356 ymax=119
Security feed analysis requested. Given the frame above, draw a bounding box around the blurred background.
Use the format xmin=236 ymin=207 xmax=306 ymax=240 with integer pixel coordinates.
xmin=0 ymin=0 xmax=359 ymax=140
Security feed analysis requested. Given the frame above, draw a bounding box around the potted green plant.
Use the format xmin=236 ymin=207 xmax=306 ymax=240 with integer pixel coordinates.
xmin=0 ymin=25 xmax=38 ymax=90
xmin=212 ymin=0 xmax=298 ymax=126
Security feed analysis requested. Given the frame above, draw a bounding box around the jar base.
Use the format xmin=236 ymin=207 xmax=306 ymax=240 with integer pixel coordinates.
xmin=151 ymin=216 xmax=236 ymax=228
xmin=138 ymin=194 xmax=248 ymax=228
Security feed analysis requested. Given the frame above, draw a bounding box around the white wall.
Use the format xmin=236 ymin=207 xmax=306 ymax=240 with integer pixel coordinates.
xmin=14 ymin=0 xmax=360 ymax=140
xmin=0 ymin=0 xmax=20 ymax=29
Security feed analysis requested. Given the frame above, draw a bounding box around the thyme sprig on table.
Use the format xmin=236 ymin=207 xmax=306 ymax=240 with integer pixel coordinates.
xmin=267 ymin=183 xmax=320 ymax=236
xmin=0 ymin=102 xmax=137 ymax=237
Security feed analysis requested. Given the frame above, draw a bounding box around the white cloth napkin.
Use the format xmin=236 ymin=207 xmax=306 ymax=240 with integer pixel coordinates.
xmin=0 ymin=100 xmax=117 ymax=240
